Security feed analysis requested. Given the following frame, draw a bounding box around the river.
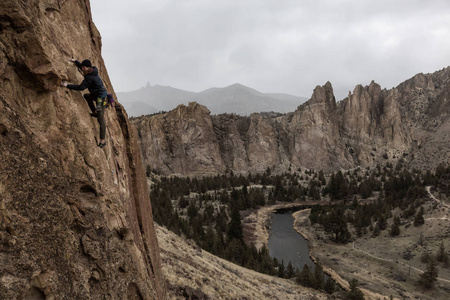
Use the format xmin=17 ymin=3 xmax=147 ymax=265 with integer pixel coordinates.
xmin=267 ymin=212 xmax=315 ymax=271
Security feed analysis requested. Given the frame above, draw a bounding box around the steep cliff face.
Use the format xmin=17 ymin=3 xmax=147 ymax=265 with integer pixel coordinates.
xmin=134 ymin=68 xmax=450 ymax=176
xmin=0 ymin=1 xmax=165 ymax=299
xmin=136 ymin=103 xmax=226 ymax=175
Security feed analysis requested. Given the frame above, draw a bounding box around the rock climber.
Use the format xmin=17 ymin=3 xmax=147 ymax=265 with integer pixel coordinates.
xmin=61 ymin=59 xmax=107 ymax=148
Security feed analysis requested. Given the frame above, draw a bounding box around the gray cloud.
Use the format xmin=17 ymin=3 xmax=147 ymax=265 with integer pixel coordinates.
xmin=91 ymin=0 xmax=450 ymax=100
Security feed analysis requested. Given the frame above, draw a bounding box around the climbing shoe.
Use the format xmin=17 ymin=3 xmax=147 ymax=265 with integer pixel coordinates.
xmin=98 ymin=142 xmax=107 ymax=148
xmin=90 ymin=112 xmax=98 ymax=118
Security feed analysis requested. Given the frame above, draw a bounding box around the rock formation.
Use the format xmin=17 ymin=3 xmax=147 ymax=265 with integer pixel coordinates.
xmin=0 ymin=1 xmax=165 ymax=299
xmin=133 ymin=68 xmax=450 ymax=176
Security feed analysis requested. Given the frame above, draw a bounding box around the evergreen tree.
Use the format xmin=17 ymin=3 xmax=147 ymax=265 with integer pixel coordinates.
xmin=257 ymin=245 xmax=277 ymax=275
xmin=421 ymin=250 xmax=432 ymax=264
xmin=371 ymin=223 xmax=380 ymax=237
xmin=324 ymin=171 xmax=349 ymax=200
xmin=324 ymin=276 xmax=335 ymax=294
xmin=202 ymin=226 xmax=216 ymax=252
xmin=390 ymin=215 xmax=401 ymax=237
xmin=346 ymin=279 xmax=365 ymax=300
xmin=227 ymin=206 xmax=243 ymax=242
xmin=296 ymin=264 xmax=313 ymax=287
xmin=414 ymin=207 xmax=425 ymax=226
xmin=312 ymin=263 xmax=325 ymax=290
xmin=436 ymin=241 xmax=449 ymax=266
xmin=322 ymin=207 xmax=351 ymax=243
xmin=378 ymin=214 xmax=387 ymax=231
xmin=359 ymin=179 xmax=373 ymax=199
xmin=318 ymin=170 xmax=326 ymax=185
xmin=187 ymin=200 xmax=197 ymax=219
xmin=277 ymin=260 xmax=286 ymax=278
xmin=286 ymin=261 xmax=296 ymax=278
xmin=223 ymin=238 xmax=245 ymax=265
xmin=419 ymin=257 xmax=438 ymax=289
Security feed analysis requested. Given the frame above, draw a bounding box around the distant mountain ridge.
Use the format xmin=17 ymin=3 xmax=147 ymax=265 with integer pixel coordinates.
xmin=117 ymin=83 xmax=307 ymax=117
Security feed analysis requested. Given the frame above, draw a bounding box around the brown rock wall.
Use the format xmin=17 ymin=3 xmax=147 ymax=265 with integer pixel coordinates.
xmin=0 ymin=1 xmax=165 ymax=299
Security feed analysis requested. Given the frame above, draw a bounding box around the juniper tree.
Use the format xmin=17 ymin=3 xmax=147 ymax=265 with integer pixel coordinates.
xmin=419 ymin=257 xmax=438 ymax=289
xmin=322 ymin=207 xmax=351 ymax=243
xmin=346 ymin=279 xmax=365 ymax=300
xmin=286 ymin=261 xmax=296 ymax=278
xmin=312 ymin=263 xmax=325 ymax=290
xmin=436 ymin=241 xmax=449 ymax=266
xmin=296 ymin=264 xmax=313 ymax=287
xmin=277 ymin=260 xmax=286 ymax=278
xmin=390 ymin=215 xmax=401 ymax=237
xmin=324 ymin=276 xmax=335 ymax=294
xmin=414 ymin=207 xmax=425 ymax=226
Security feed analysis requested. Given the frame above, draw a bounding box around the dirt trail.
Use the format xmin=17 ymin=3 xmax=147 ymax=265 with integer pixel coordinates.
xmin=426 ymin=186 xmax=450 ymax=208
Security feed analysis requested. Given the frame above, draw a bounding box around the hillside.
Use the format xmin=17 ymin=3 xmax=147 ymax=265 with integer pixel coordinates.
xmin=118 ymin=83 xmax=307 ymax=116
xmin=156 ymin=224 xmax=328 ymax=299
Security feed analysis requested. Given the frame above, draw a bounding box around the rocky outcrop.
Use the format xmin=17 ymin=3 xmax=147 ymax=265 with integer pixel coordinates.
xmin=133 ymin=68 xmax=450 ymax=175
xmin=0 ymin=1 xmax=165 ymax=299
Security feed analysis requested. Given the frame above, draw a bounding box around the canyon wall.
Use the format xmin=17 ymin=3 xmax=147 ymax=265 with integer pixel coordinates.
xmin=134 ymin=68 xmax=450 ymax=176
xmin=0 ymin=1 xmax=165 ymax=299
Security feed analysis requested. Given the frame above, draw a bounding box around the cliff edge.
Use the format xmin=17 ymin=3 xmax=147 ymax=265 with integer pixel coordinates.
xmin=0 ymin=1 xmax=165 ymax=299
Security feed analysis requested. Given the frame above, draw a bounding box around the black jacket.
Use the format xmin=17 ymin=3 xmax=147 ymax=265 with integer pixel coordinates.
xmin=67 ymin=61 xmax=107 ymax=98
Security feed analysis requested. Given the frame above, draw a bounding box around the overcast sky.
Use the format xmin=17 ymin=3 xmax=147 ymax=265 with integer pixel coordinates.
xmin=90 ymin=0 xmax=450 ymax=100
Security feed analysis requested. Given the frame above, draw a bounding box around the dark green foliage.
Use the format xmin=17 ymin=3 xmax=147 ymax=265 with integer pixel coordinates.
xmin=371 ymin=223 xmax=380 ymax=237
xmin=434 ymin=163 xmax=450 ymax=197
xmin=149 ymin=174 xmax=280 ymax=277
xmin=295 ymin=263 xmax=327 ymax=290
xmin=414 ymin=207 xmax=425 ymax=226
xmin=358 ymin=174 xmax=382 ymax=199
xmin=324 ymin=276 xmax=335 ymax=294
xmin=311 ymin=205 xmax=352 ymax=243
xmin=309 ymin=205 xmax=325 ymax=225
xmin=312 ymin=263 xmax=325 ymax=290
xmin=227 ymin=205 xmax=243 ymax=242
xmin=286 ymin=261 xmax=296 ymax=278
xmin=390 ymin=215 xmax=401 ymax=237
xmin=436 ymin=241 xmax=449 ymax=266
xmin=277 ymin=260 xmax=286 ymax=278
xmin=320 ymin=206 xmax=351 ymax=243
xmin=318 ymin=170 xmax=326 ymax=185
xmin=346 ymin=279 xmax=365 ymax=300
xmin=308 ymin=179 xmax=322 ymax=200
xmin=187 ymin=201 xmax=197 ymax=219
xmin=419 ymin=257 xmax=438 ymax=289
xmin=323 ymin=171 xmax=349 ymax=200
xmin=421 ymin=251 xmax=432 ymax=264
xmin=378 ymin=214 xmax=387 ymax=231
xmin=296 ymin=264 xmax=313 ymax=287
xmin=384 ymin=169 xmax=424 ymax=209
